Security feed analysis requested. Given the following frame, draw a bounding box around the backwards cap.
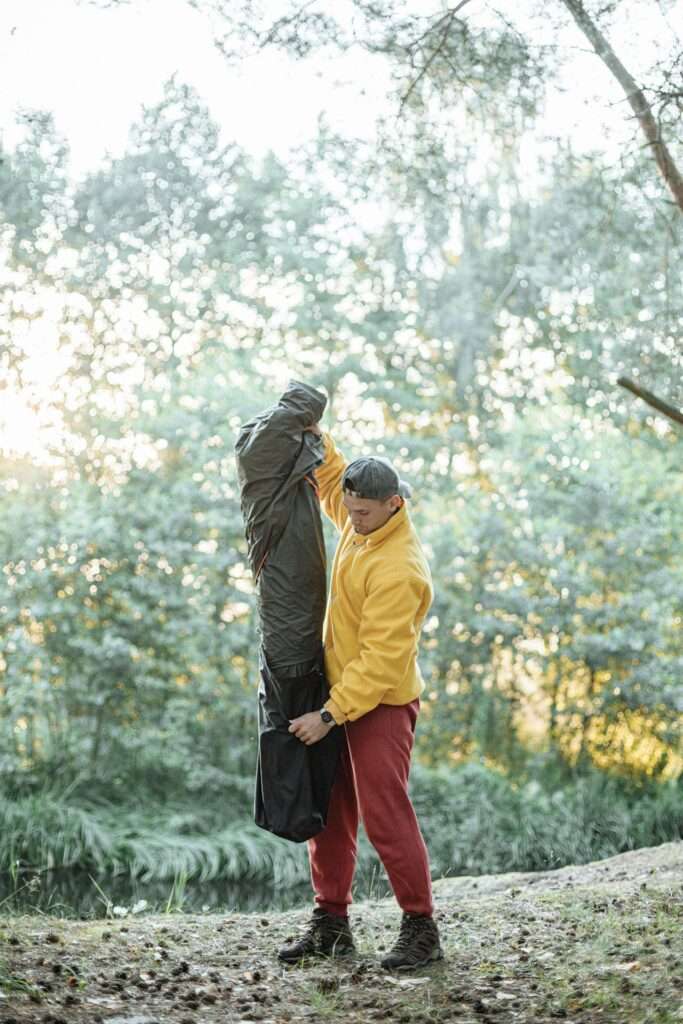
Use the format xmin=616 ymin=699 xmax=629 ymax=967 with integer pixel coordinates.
xmin=342 ymin=456 xmax=412 ymax=501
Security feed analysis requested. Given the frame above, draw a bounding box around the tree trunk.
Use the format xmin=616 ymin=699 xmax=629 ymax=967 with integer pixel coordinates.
xmin=560 ymin=0 xmax=683 ymax=213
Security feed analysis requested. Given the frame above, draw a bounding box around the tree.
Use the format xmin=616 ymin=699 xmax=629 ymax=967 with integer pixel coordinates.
xmin=560 ymin=0 xmax=683 ymax=213
xmin=171 ymin=0 xmax=683 ymax=210
xmin=65 ymin=0 xmax=682 ymax=430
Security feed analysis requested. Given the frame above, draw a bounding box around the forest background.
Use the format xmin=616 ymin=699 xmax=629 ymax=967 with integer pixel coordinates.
xmin=0 ymin=0 xmax=681 ymax=915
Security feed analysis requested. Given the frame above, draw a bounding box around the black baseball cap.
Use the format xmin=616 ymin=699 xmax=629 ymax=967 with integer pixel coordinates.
xmin=342 ymin=456 xmax=412 ymax=501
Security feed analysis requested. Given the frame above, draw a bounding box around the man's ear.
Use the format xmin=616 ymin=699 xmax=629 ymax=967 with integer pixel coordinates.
xmin=387 ymin=495 xmax=403 ymax=511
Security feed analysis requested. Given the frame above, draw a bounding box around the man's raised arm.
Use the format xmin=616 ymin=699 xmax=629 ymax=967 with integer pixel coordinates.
xmin=309 ymin=428 xmax=349 ymax=532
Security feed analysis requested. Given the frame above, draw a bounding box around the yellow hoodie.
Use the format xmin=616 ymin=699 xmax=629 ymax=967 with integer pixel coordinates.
xmin=315 ymin=433 xmax=433 ymax=724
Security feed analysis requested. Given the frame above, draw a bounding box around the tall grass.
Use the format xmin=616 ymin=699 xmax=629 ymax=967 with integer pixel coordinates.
xmin=0 ymin=796 xmax=307 ymax=886
xmin=411 ymin=762 xmax=683 ymax=878
xmin=2 ymin=764 xmax=681 ymax=904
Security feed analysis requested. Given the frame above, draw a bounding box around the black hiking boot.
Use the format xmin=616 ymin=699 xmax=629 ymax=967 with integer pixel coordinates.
xmin=380 ymin=912 xmax=443 ymax=970
xmin=278 ymin=908 xmax=355 ymax=963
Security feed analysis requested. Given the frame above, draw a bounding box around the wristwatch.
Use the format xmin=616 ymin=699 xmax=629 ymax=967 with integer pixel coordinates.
xmin=319 ymin=708 xmax=335 ymax=726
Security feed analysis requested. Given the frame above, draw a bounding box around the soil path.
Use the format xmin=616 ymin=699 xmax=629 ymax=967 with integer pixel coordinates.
xmin=2 ymin=840 xmax=682 ymax=1024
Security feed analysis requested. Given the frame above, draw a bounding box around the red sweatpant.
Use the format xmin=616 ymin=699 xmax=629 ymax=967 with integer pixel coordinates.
xmin=308 ymin=699 xmax=433 ymax=918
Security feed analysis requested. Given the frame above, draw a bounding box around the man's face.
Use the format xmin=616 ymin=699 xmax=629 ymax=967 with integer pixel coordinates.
xmin=342 ymin=491 xmax=402 ymax=535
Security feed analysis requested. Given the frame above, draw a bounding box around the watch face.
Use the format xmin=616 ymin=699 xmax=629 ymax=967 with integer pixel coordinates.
xmin=320 ymin=709 xmax=334 ymax=724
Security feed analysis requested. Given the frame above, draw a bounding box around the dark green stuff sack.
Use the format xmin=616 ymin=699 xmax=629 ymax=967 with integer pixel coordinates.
xmin=235 ymin=380 xmax=341 ymax=842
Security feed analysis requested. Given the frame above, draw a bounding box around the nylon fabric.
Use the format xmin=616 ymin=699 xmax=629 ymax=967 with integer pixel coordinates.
xmin=235 ymin=380 xmax=342 ymax=842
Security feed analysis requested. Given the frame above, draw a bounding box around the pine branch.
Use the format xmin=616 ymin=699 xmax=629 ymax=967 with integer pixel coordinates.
xmin=399 ymin=1 xmax=475 ymax=113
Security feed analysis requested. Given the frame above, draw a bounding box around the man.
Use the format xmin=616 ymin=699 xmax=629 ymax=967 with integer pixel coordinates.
xmin=280 ymin=425 xmax=443 ymax=971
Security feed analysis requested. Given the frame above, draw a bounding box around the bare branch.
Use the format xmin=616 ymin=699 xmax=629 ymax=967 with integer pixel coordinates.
xmin=618 ymin=377 xmax=683 ymax=427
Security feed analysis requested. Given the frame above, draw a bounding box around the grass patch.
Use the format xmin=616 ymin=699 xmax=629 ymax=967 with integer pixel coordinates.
xmin=0 ymin=956 xmax=42 ymax=1002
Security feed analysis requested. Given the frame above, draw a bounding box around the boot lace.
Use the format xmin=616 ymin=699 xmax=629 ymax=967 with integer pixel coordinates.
xmin=391 ymin=915 xmax=434 ymax=959
xmin=310 ymin=909 xmax=346 ymax=940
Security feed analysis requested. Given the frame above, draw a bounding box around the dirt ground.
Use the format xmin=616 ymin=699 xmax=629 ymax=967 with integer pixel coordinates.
xmin=2 ymin=840 xmax=682 ymax=1024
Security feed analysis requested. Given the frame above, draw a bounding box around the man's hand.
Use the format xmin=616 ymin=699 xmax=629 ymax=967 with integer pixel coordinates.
xmin=289 ymin=711 xmax=335 ymax=745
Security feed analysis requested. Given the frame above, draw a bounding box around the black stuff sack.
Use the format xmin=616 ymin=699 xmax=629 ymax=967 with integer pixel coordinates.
xmin=235 ymin=380 xmax=341 ymax=842
xmin=255 ymin=654 xmax=340 ymax=842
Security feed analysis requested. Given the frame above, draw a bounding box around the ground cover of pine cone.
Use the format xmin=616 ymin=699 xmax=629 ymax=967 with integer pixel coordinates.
xmin=2 ymin=841 xmax=682 ymax=1024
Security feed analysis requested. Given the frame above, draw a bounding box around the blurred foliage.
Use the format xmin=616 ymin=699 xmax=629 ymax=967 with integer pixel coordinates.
xmin=0 ymin=72 xmax=681 ymax=890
